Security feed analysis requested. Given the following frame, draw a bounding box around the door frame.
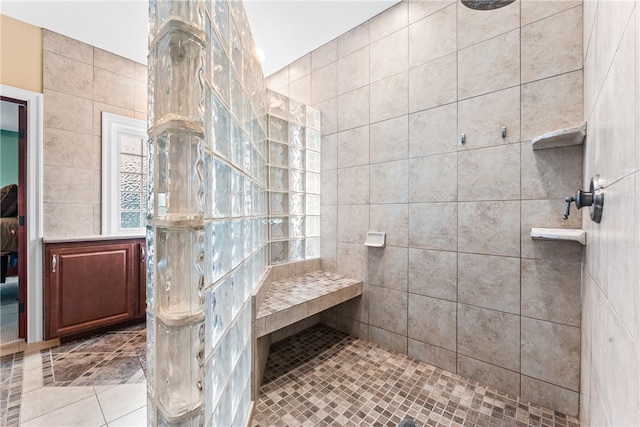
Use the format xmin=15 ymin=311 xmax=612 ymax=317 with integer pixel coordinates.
xmin=0 ymin=85 xmax=43 ymax=343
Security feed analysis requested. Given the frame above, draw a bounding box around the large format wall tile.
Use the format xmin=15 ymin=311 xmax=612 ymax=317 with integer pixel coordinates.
xmin=43 ymin=30 xmax=93 ymax=64
xmin=337 ymin=165 xmax=369 ymax=205
xmin=311 ymin=62 xmax=338 ymax=105
xmin=338 ymin=21 xmax=369 ymax=59
xmin=43 ymin=128 xmax=93 ymax=169
xmin=458 ymin=201 xmax=520 ymax=256
xmin=337 ymin=47 xmax=369 ymax=95
xmin=408 ymin=248 xmax=457 ymax=302
xmin=520 ymin=375 xmax=579 ymax=417
xmin=369 ymin=326 xmax=407 ymax=354
xmin=408 ymin=0 xmax=455 ymax=25
xmin=370 ymin=160 xmax=408 ymax=204
xmin=94 ymin=48 xmax=135 ymax=78
xmin=337 ymin=126 xmax=369 ymax=168
xmin=409 ymin=153 xmax=457 ymax=202
xmin=521 ymin=317 xmax=580 ymax=391
xmin=370 ymin=1 xmax=407 ymax=44
xmin=337 ymin=86 xmax=370 ymax=131
xmin=368 ymin=285 xmax=408 ymax=336
xmin=457 ymin=354 xmax=520 ymax=397
xmin=93 ymin=67 xmax=135 ymax=110
xmin=408 ymin=104 xmax=458 ymax=157
xmin=409 ymin=53 xmax=457 ymax=113
xmin=44 ymin=90 xmax=93 ymax=134
xmin=458 ymin=143 xmax=521 ymax=201
xmin=457 ymin=86 xmax=521 ymax=149
xmin=408 ymin=338 xmax=456 ymax=373
xmin=337 ymin=204 xmax=369 ymax=244
xmin=520 ymin=0 xmax=581 ymax=26
xmin=370 ymin=116 xmax=408 ymax=164
xmin=408 ymin=294 xmax=456 ymax=351
xmin=521 ymin=6 xmax=582 ymax=83
xmin=457 ymin=304 xmax=520 ymax=372
xmin=43 ymin=51 xmax=93 ymax=99
xmin=457 ymin=0 xmax=520 ymax=50
xmin=370 ymin=72 xmax=408 ymax=123
xmin=408 ymin=4 xmax=456 ymax=68
xmin=521 ymin=259 xmax=581 ymax=327
xmin=521 ymin=143 xmax=583 ymax=200
xmin=370 ymin=28 xmax=408 ymax=83
xmin=521 ymin=70 xmax=583 ymax=142
xmin=311 ymin=39 xmax=337 ymax=72
xmin=370 ymin=203 xmax=408 ymax=248
xmin=367 ymin=246 xmax=408 ymax=291
xmin=458 ymin=29 xmax=520 ymax=100
xmin=458 ymin=253 xmax=520 ymax=314
xmin=409 ymin=202 xmax=457 ymax=251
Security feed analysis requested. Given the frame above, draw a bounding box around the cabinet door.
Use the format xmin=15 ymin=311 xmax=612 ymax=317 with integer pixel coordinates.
xmin=45 ymin=242 xmax=137 ymax=339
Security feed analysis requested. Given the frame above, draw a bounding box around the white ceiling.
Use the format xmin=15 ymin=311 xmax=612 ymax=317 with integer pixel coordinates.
xmin=1 ymin=0 xmax=398 ymax=131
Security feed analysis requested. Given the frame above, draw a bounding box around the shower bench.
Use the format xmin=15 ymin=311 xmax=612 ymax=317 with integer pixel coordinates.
xmin=251 ymin=261 xmax=364 ymax=401
xmin=254 ymin=270 xmax=363 ymax=338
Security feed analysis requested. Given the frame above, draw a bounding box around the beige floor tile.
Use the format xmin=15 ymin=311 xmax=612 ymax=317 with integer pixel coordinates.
xmin=20 ymin=386 xmax=95 ymax=423
xmin=108 ymin=406 xmax=147 ymax=427
xmin=21 ymin=352 xmax=43 ymax=393
xmin=96 ymin=383 xmax=146 ymax=423
xmin=21 ymin=394 xmax=105 ymax=427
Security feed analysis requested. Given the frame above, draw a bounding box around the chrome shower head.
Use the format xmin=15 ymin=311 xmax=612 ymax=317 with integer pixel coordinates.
xmin=461 ymin=0 xmax=516 ymax=10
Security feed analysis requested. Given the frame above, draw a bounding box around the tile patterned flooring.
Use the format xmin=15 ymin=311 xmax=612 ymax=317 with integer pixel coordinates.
xmin=2 ymin=323 xmax=581 ymax=427
xmin=1 ymin=324 xmax=147 ymax=426
xmin=252 ymin=325 xmax=581 ymax=427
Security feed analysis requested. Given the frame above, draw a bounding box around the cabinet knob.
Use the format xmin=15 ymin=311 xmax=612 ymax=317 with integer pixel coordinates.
xmin=140 ymin=246 xmax=146 ymax=263
xmin=52 ymin=254 xmax=57 ymax=273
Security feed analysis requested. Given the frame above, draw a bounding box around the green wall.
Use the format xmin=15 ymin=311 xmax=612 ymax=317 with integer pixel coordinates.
xmin=0 ymin=130 xmax=18 ymax=187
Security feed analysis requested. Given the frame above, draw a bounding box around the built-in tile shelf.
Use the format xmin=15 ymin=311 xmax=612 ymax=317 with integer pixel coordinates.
xmin=530 ymin=227 xmax=586 ymax=245
xmin=531 ymin=122 xmax=586 ymax=150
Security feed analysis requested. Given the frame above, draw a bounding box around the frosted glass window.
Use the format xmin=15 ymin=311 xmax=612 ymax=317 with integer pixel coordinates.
xmin=102 ymin=112 xmax=147 ymax=235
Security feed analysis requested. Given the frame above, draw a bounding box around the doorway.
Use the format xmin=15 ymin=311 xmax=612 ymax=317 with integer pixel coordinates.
xmin=0 ymin=97 xmax=27 ymax=346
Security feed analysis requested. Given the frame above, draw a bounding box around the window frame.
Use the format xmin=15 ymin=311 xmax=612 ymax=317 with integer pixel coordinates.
xmin=101 ymin=112 xmax=148 ymax=236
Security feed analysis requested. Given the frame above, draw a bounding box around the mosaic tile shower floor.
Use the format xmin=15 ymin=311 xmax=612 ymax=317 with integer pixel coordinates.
xmin=252 ymin=324 xmax=580 ymax=427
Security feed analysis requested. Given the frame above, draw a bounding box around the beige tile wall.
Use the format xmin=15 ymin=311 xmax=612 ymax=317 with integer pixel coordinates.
xmin=581 ymin=0 xmax=640 ymax=425
xmin=267 ymin=0 xmax=585 ymax=416
xmin=42 ymin=30 xmax=147 ymax=237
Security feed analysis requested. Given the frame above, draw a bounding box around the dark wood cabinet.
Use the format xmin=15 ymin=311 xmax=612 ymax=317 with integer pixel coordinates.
xmin=44 ymin=238 xmax=146 ymax=340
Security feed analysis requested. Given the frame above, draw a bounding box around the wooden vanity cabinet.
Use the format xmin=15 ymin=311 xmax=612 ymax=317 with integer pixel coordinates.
xmin=44 ymin=238 xmax=146 ymax=340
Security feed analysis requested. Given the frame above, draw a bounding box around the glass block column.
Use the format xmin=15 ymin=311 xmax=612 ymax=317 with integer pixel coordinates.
xmin=147 ymin=1 xmax=268 ymax=426
xmin=267 ymin=91 xmax=321 ymax=264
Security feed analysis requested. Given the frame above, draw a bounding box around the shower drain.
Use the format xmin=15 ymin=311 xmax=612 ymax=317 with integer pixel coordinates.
xmin=397 ymin=418 xmax=420 ymax=427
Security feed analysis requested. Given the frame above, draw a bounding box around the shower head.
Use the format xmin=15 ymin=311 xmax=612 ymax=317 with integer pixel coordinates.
xmin=461 ymin=0 xmax=516 ymax=10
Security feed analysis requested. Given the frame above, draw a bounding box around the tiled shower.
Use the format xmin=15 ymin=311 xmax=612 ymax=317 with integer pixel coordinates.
xmin=270 ymin=0 xmax=585 ymax=416
xmin=146 ymin=0 xmax=640 ymax=425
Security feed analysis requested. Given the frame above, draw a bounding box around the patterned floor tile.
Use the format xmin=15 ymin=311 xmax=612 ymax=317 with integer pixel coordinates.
xmin=252 ymin=325 xmax=580 ymax=427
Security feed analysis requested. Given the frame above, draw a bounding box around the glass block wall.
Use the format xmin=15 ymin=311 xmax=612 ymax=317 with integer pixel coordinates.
xmin=267 ymin=90 xmax=321 ymax=264
xmin=146 ymin=0 xmax=270 ymax=425
xmin=147 ymin=1 xmax=321 ymax=426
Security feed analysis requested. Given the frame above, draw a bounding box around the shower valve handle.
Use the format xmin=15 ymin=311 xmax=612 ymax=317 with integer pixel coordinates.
xmin=562 ymin=189 xmax=595 ymax=220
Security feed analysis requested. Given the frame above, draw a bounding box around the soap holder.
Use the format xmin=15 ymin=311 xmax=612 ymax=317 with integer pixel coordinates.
xmin=364 ymin=231 xmax=386 ymax=248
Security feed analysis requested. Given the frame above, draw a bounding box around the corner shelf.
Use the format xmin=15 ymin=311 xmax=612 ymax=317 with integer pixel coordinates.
xmin=531 ymin=122 xmax=586 ymax=150
xmin=530 ymin=228 xmax=586 ymax=245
